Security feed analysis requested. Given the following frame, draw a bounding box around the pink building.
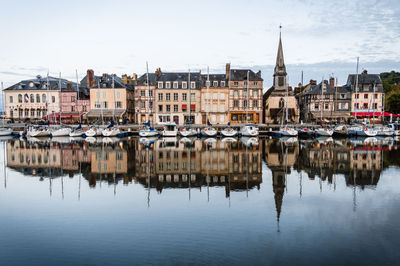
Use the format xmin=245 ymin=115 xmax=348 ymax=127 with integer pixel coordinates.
xmin=56 ymin=89 xmax=90 ymax=123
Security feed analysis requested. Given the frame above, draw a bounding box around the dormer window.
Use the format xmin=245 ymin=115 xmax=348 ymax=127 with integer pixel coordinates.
xmin=213 ymin=81 xmax=218 ymax=87
xmin=166 ymin=82 xmax=171 ymax=89
xmin=221 ymin=81 xmax=225 ymax=87
xmin=173 ymin=82 xmax=178 ymax=89
xmin=206 ymin=80 xmax=210 ymax=87
xmin=182 ymin=82 xmax=187 ymax=89
xmin=190 ymin=82 xmax=195 ymax=89
xmin=158 ymin=82 xmax=163 ymax=89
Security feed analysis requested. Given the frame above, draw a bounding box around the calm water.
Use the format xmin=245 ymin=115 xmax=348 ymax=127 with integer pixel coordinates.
xmin=0 ymin=136 xmax=400 ymax=265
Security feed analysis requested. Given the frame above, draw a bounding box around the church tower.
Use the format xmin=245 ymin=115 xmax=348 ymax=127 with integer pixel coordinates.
xmin=273 ymin=27 xmax=287 ymax=91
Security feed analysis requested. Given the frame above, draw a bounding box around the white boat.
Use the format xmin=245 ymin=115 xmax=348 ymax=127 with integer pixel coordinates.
xmin=348 ymin=125 xmax=378 ymax=137
xmin=85 ymin=136 xmax=97 ymax=144
xmin=201 ymin=127 xmax=217 ymax=137
xmin=69 ymin=125 xmax=85 ymax=137
xmin=27 ymin=126 xmax=50 ymax=137
xmin=241 ymin=137 xmax=259 ymax=146
xmin=277 ymin=126 xmax=297 ymax=137
xmin=51 ymin=127 xmax=72 ymax=137
xmin=85 ymin=126 xmax=102 ymax=137
xmin=376 ymin=126 xmax=394 ymax=136
xmin=179 ymin=127 xmax=197 ymax=137
xmin=162 ymin=123 xmax=178 ymax=137
xmin=102 ymin=137 xmax=120 ymax=144
xmin=315 ymin=127 xmax=334 ymax=137
xmin=139 ymin=136 xmax=157 ymax=145
xmin=333 ymin=125 xmax=349 ymax=136
xmin=0 ymin=127 xmax=12 ymax=136
xmin=139 ymin=126 xmax=158 ymax=137
xmin=204 ymin=137 xmax=217 ymax=144
xmin=279 ymin=136 xmax=298 ymax=145
xmin=388 ymin=123 xmax=400 ymax=136
xmin=51 ymin=136 xmax=72 ymax=144
xmin=240 ymin=124 xmax=259 ymax=137
xmin=221 ymin=126 xmax=238 ymax=137
xmin=221 ymin=137 xmax=237 ymax=143
xmin=102 ymin=127 xmax=120 ymax=137
xmin=298 ymin=128 xmax=314 ymax=137
xmin=315 ymin=136 xmax=334 ymax=144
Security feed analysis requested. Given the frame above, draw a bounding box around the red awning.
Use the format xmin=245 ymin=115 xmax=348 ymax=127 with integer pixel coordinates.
xmin=190 ymin=104 xmax=195 ymax=111
xmin=351 ymin=112 xmax=400 ymax=117
xmin=46 ymin=113 xmax=84 ymax=119
xmin=182 ymin=104 xmax=187 ymax=109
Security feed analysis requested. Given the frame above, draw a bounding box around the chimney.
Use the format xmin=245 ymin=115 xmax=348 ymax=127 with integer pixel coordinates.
xmin=133 ymin=73 xmax=137 ymax=81
xmin=362 ymin=69 xmax=368 ymax=75
xmin=256 ymin=70 xmax=262 ymax=78
xmin=155 ymin=68 xmax=162 ymax=78
xmin=87 ymin=69 xmax=94 ymax=88
xmin=310 ymin=79 xmax=317 ymax=85
xmin=329 ymin=77 xmax=335 ymax=88
xmin=102 ymin=73 xmax=107 ymax=78
xmin=225 ymin=63 xmax=231 ymax=79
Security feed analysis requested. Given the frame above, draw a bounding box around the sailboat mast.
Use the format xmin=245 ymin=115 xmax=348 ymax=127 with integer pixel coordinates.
xmin=59 ymin=72 xmax=62 ymax=125
xmin=112 ymin=75 xmax=117 ymax=126
xmin=286 ymin=76 xmax=289 ymax=125
xmin=189 ymin=69 xmax=191 ymax=124
xmin=46 ymin=72 xmax=50 ymax=121
xmin=98 ymin=80 xmax=104 ymax=126
xmin=372 ymin=82 xmax=376 ymax=127
xmin=246 ymin=70 xmax=249 ymax=123
xmin=1 ymin=82 xmax=4 ymax=127
xmin=146 ymin=62 xmax=151 ymax=124
xmin=320 ymin=78 xmax=323 ymax=124
xmin=207 ymin=66 xmax=210 ymax=125
xmin=354 ymin=57 xmax=359 ymax=120
xmin=76 ymin=70 xmax=81 ymax=125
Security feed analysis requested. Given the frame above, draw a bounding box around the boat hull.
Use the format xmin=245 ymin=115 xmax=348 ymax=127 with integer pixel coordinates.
xmin=0 ymin=128 xmax=13 ymax=136
xmin=102 ymin=128 xmax=121 ymax=137
xmin=51 ymin=128 xmax=72 ymax=137
xmin=221 ymin=128 xmax=238 ymax=137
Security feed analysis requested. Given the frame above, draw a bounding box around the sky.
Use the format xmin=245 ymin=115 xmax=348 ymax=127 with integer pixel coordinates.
xmin=0 ymin=0 xmax=399 ymax=89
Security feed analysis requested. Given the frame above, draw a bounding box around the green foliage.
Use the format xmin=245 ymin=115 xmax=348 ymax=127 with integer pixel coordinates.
xmin=380 ymin=71 xmax=400 ymax=114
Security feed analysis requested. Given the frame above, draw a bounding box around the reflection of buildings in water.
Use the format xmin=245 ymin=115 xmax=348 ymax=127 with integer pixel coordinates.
xmin=135 ymin=139 xmax=262 ymax=197
xmin=62 ymin=143 xmax=91 ymax=172
xmin=348 ymin=147 xmax=382 ymax=187
xmin=6 ymin=140 xmax=63 ymax=177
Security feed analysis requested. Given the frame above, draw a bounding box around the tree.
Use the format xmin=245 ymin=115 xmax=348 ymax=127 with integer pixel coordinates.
xmin=380 ymin=71 xmax=400 ymax=114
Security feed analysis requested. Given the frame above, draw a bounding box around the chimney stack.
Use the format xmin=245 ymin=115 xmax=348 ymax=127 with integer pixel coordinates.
xmin=256 ymin=70 xmax=262 ymax=78
xmin=155 ymin=68 xmax=162 ymax=78
xmin=329 ymin=77 xmax=335 ymax=88
xmin=225 ymin=63 xmax=231 ymax=79
xmin=87 ymin=69 xmax=94 ymax=88
xmin=310 ymin=79 xmax=317 ymax=85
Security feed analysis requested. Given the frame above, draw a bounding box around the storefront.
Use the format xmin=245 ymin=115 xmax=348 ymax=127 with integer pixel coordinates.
xmin=229 ymin=111 xmax=260 ymax=123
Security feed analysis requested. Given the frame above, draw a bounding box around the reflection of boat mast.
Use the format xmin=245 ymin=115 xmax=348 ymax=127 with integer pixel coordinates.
xmin=188 ymin=144 xmax=191 ymax=201
xmin=78 ymin=156 xmax=81 ymax=201
xmin=299 ymin=171 xmax=302 ymax=198
xmin=147 ymin=146 xmax=150 ymax=208
xmin=3 ymin=141 xmax=6 ymax=189
xmin=246 ymin=142 xmax=248 ymax=198
xmin=207 ymin=143 xmax=210 ymax=202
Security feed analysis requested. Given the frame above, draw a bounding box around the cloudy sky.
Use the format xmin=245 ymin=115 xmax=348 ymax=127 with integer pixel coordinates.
xmin=0 ymin=0 xmax=399 ymax=89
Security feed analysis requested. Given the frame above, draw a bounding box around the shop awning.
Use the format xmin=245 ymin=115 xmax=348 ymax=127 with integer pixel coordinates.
xmin=351 ymin=112 xmax=400 ymax=117
xmin=190 ymin=104 xmax=195 ymax=111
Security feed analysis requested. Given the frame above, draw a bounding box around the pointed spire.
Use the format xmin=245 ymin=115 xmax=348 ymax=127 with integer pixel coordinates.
xmin=276 ymin=25 xmax=285 ymax=68
xmin=273 ymin=25 xmax=287 ymax=90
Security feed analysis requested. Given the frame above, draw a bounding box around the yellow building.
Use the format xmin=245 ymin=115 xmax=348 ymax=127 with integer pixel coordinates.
xmin=201 ymin=74 xmax=229 ymax=124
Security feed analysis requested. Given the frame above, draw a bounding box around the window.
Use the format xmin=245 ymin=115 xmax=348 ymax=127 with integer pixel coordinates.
xmin=18 ymin=94 xmax=22 ymax=103
xmin=31 ymin=109 xmax=35 ymax=117
xmin=166 ymin=93 xmax=170 ymax=101
xmin=253 ymin=100 xmax=258 ymax=108
xmin=325 ymin=104 xmax=329 ymax=109
xmin=191 ymin=93 xmax=195 ymax=101
xmin=220 ymin=115 xmax=225 ymax=123
xmin=71 ymin=96 xmax=76 ymax=102
xmin=205 ymin=104 xmax=210 ymax=112
xmin=158 ymin=105 xmax=163 ymax=112
xmin=95 ymin=102 xmax=101 ymax=108
xmin=213 ymin=104 xmax=218 ymax=112
xmin=36 ymin=94 xmax=40 ymax=103
xmin=116 ymin=101 xmax=122 ymax=108
xmin=103 ymin=101 xmax=108 ymax=108
xmin=315 ymin=104 xmax=319 ymax=110
xmin=206 ymin=80 xmax=211 ymax=87
xmin=191 ymin=82 xmax=195 ymax=89
xmin=213 ymin=92 xmax=218 ymax=100
xmin=234 ymin=100 xmax=239 ymax=108
xmin=141 ymin=101 xmax=146 ymax=108
xmin=244 ymin=81 xmax=248 ymax=86
xmin=182 ymin=105 xmax=187 ymax=112
xmin=213 ymin=81 xmax=218 ymax=87
xmin=158 ymin=93 xmax=163 ymax=101
xmin=364 ymin=94 xmax=368 ymax=99
xmin=174 ymin=93 xmax=178 ymax=101
xmin=182 ymin=93 xmax=187 ymax=101
xmin=96 ymin=91 xmax=100 ymax=99
xmin=243 ymin=100 xmax=247 ymax=108
xmin=325 ymin=94 xmax=329 ymax=99
xmin=182 ymin=82 xmax=187 ymax=89
xmin=220 ymin=93 xmax=225 ymax=100
xmin=173 ymin=82 xmax=178 ymax=89
xmin=166 ymin=105 xmax=170 ymax=112
xmin=355 ymin=94 xmax=359 ymax=99
xmin=149 ymin=101 xmax=153 ymax=109
xmin=141 ymin=90 xmax=145 ymax=97
xmin=71 ymin=106 xmax=75 ymax=112
xmin=220 ymin=105 xmax=225 ymax=112
xmin=149 ymin=90 xmax=153 ymax=97
xmin=30 ymin=94 xmax=34 ymax=103
xmin=244 ymin=91 xmax=248 ymax=97
xmin=116 ymin=91 xmax=120 ymax=99
xmin=374 ymin=103 xmax=377 ymax=109
xmin=25 ymin=109 xmax=29 ymax=117
xmin=221 ymin=81 xmax=225 ymax=87
xmin=233 ymin=81 xmax=238 ymax=86
xmin=363 ymin=103 xmax=368 ymax=109
xmin=166 ymin=82 xmax=171 ymax=89
xmin=9 ymin=96 xmax=13 ymax=103
xmin=253 ymin=81 xmax=258 ymax=86
xmin=234 ymin=90 xmax=238 ymax=96
xmin=52 ymin=96 xmax=55 ymax=103
xmin=211 ymin=115 xmax=216 ymax=123
xmin=158 ymin=82 xmax=163 ymax=89
xmin=278 ymin=77 xmax=284 ymax=86
xmin=174 ymin=105 xmax=178 ymax=112
xmin=205 ymin=92 xmax=210 ymax=99
xmin=103 ymin=91 xmax=106 ymax=98
xmin=253 ymin=90 xmax=258 ymax=97
xmin=374 ymin=93 xmax=378 ymax=99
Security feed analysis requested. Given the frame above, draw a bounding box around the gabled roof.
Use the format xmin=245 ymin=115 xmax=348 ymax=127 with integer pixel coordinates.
xmin=347 ymin=72 xmax=382 ymax=86
xmin=136 ymin=73 xmax=158 ymax=86
xmin=155 ymin=72 xmax=202 ymax=82
xmin=230 ymin=69 xmax=263 ymax=81
xmin=5 ymin=75 xmax=78 ymax=91
xmin=305 ymin=80 xmax=336 ymax=95
xmin=82 ymin=74 xmax=127 ymax=89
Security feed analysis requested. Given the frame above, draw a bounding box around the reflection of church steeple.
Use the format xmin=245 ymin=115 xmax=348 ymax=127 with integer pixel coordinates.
xmin=273 ymin=26 xmax=287 ymax=91
xmin=272 ymin=171 xmax=285 ymax=232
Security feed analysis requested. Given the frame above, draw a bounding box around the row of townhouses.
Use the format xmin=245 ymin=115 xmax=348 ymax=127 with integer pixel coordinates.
xmin=2 ymin=34 xmax=386 ymax=124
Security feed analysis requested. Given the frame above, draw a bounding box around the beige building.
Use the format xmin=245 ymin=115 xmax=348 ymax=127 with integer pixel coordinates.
xmin=84 ymin=71 xmax=135 ymax=122
xmin=201 ymin=74 xmax=229 ymax=124
xmin=227 ymin=64 xmax=264 ymax=124
xmin=4 ymin=75 xmax=70 ymax=121
xmin=134 ymin=72 xmax=156 ymax=124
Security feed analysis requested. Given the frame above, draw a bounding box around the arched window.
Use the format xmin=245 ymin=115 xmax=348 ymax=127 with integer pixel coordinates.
xmin=18 ymin=94 xmax=22 ymax=103
xmin=36 ymin=94 xmax=40 ymax=103
xmin=24 ymin=94 xmax=28 ymax=103
xmin=42 ymin=94 xmax=46 ymax=103
xmin=279 ymin=98 xmax=285 ymax=109
xmin=30 ymin=94 xmax=34 ymax=103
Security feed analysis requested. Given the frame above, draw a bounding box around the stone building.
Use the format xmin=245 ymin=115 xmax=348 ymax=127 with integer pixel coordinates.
xmin=4 ymin=75 xmax=72 ymax=122
xmin=263 ymin=33 xmax=299 ymax=124
xmin=227 ymin=64 xmax=263 ymax=124
xmin=200 ymin=73 xmax=229 ymax=124
xmin=154 ymin=70 xmax=202 ymax=125
xmin=134 ymin=71 xmax=156 ymax=124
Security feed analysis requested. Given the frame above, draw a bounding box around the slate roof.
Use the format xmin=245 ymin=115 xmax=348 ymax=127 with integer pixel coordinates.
xmin=346 ymin=72 xmax=384 ymax=92
xmin=155 ymin=72 xmax=202 ymax=82
xmin=81 ymin=73 xmax=127 ymax=89
xmin=5 ymin=75 xmax=78 ymax=91
xmin=201 ymin=74 xmax=227 ymax=87
xmin=136 ymin=73 xmax=158 ymax=86
xmin=230 ymin=69 xmax=263 ymax=81
xmin=305 ymin=80 xmax=336 ymax=95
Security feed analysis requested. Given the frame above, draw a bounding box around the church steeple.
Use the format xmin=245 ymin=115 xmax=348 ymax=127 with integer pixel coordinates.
xmin=273 ymin=25 xmax=287 ymax=90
